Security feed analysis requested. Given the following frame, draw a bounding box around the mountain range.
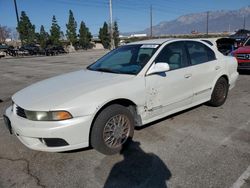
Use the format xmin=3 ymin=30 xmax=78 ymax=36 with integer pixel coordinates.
xmin=133 ymin=6 xmax=250 ymax=36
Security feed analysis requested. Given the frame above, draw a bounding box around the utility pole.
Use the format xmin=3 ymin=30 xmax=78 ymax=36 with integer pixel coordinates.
xmin=150 ymin=5 xmax=153 ymax=38
xmin=206 ymin=11 xmax=209 ymax=36
xmin=243 ymin=15 xmax=246 ymax=29
xmin=109 ymin=0 xmax=114 ymax=50
xmin=13 ymin=0 xmax=21 ymax=45
xmin=13 ymin=0 xmax=20 ymax=25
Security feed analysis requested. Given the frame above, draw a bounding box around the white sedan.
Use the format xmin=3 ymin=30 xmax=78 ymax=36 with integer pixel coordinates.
xmin=3 ymin=39 xmax=238 ymax=155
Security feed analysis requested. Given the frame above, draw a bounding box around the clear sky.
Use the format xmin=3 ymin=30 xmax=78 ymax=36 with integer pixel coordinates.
xmin=0 ymin=0 xmax=249 ymax=35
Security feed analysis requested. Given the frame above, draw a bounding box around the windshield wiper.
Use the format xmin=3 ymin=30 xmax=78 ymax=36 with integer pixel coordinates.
xmin=88 ymin=67 xmax=135 ymax=75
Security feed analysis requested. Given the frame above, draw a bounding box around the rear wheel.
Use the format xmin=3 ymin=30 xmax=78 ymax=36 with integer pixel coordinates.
xmin=208 ymin=77 xmax=229 ymax=107
xmin=90 ymin=104 xmax=134 ymax=155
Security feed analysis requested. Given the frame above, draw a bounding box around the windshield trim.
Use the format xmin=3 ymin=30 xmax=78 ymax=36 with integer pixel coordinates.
xmin=87 ymin=67 xmax=137 ymax=75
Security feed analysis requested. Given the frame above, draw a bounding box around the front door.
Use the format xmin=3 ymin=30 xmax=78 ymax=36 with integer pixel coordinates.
xmin=145 ymin=41 xmax=193 ymax=120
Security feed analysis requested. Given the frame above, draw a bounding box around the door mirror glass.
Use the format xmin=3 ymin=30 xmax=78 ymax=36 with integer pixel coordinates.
xmin=147 ymin=62 xmax=170 ymax=75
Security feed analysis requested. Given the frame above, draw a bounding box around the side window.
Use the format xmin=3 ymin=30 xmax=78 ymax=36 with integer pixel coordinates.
xmin=155 ymin=42 xmax=188 ymax=70
xmin=186 ymin=41 xmax=216 ymax=65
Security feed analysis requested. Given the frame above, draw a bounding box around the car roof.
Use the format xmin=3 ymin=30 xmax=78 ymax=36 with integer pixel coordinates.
xmin=128 ymin=38 xmax=174 ymax=45
xmin=128 ymin=38 xmax=212 ymax=45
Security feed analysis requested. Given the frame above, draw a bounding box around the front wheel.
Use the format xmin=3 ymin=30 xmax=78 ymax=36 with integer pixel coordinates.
xmin=90 ymin=104 xmax=134 ymax=155
xmin=207 ymin=77 xmax=229 ymax=107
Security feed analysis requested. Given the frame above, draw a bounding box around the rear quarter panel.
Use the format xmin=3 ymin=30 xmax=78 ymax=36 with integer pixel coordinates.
xmin=209 ymin=48 xmax=238 ymax=90
xmin=223 ymin=55 xmax=238 ymax=88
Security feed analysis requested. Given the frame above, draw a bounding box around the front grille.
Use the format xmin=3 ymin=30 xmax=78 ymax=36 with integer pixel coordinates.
xmin=238 ymin=62 xmax=250 ymax=67
xmin=16 ymin=106 xmax=27 ymax=118
xmin=237 ymin=53 xmax=250 ymax=60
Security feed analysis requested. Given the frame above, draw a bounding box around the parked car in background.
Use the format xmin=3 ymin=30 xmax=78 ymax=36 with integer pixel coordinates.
xmin=229 ymin=29 xmax=250 ymax=45
xmin=0 ymin=51 xmax=5 ymax=58
xmin=232 ymin=37 xmax=250 ymax=70
xmin=45 ymin=45 xmax=67 ymax=56
xmin=3 ymin=39 xmax=238 ymax=155
xmin=19 ymin=44 xmax=46 ymax=55
xmin=0 ymin=43 xmax=8 ymax=58
xmin=0 ymin=43 xmax=69 ymax=57
xmin=17 ymin=46 xmax=30 ymax=56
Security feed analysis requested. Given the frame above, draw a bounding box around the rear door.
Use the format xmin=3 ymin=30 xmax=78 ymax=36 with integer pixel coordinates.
xmin=185 ymin=41 xmax=220 ymax=104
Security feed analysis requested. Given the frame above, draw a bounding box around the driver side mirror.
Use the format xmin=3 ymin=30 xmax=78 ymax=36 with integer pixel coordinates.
xmin=146 ymin=62 xmax=170 ymax=75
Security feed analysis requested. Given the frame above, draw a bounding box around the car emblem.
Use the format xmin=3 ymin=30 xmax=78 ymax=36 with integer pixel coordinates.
xmin=245 ymin=54 xmax=250 ymax=60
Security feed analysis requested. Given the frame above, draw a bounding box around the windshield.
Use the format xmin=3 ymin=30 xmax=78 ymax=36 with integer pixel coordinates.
xmin=244 ymin=38 xmax=250 ymax=46
xmin=87 ymin=44 xmax=159 ymax=75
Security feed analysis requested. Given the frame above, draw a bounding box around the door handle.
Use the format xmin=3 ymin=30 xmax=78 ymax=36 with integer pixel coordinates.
xmin=215 ymin=66 xmax=221 ymax=70
xmin=184 ymin=74 xmax=192 ymax=78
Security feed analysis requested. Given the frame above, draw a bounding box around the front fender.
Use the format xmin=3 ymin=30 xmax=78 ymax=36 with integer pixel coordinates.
xmin=54 ymin=76 xmax=146 ymax=118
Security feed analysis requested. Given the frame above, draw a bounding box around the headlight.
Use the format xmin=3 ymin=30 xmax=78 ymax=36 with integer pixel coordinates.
xmin=25 ymin=110 xmax=72 ymax=121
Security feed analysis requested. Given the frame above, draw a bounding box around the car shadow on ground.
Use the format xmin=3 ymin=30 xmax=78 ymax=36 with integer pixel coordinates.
xmin=103 ymin=139 xmax=172 ymax=188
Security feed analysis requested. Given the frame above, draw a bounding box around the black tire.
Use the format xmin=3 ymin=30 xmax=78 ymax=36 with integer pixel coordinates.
xmin=90 ymin=104 xmax=135 ymax=155
xmin=208 ymin=77 xmax=229 ymax=107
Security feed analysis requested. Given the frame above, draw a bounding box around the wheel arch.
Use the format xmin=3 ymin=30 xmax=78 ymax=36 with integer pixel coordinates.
xmin=208 ymin=74 xmax=229 ymax=107
xmin=220 ymin=74 xmax=229 ymax=83
xmin=88 ymin=98 xmax=142 ymax=147
xmin=212 ymin=74 xmax=229 ymax=91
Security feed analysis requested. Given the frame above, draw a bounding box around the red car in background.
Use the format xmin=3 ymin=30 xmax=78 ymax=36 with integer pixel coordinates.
xmin=232 ymin=37 xmax=250 ymax=70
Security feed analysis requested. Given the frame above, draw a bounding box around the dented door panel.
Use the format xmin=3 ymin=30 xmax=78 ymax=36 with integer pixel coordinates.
xmin=145 ymin=67 xmax=193 ymax=119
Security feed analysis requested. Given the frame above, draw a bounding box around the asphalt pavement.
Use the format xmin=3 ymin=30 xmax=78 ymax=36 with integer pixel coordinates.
xmin=0 ymin=51 xmax=249 ymax=188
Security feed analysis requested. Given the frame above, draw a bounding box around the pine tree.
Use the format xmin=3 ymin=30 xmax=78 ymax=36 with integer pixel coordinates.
xmin=50 ymin=15 xmax=61 ymax=46
xmin=66 ymin=10 xmax=77 ymax=46
xmin=60 ymin=31 xmax=65 ymax=40
xmin=16 ymin=11 xmax=35 ymax=44
xmin=35 ymin=32 xmax=40 ymax=43
xmin=38 ymin=25 xmax=49 ymax=48
xmin=113 ymin=21 xmax=120 ymax=48
xmin=98 ymin=22 xmax=110 ymax=49
xmin=79 ymin=21 xmax=92 ymax=49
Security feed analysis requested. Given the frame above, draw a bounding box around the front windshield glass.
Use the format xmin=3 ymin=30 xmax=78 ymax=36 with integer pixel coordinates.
xmin=88 ymin=44 xmax=159 ymax=75
xmin=244 ymin=38 xmax=250 ymax=46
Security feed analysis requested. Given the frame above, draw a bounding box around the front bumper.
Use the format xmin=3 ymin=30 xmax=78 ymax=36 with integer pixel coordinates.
xmin=238 ymin=62 xmax=250 ymax=70
xmin=4 ymin=107 xmax=93 ymax=152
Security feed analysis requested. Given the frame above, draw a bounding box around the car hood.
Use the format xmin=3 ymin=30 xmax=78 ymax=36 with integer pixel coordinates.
xmin=13 ymin=69 xmax=134 ymax=110
xmin=234 ymin=46 xmax=250 ymax=54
